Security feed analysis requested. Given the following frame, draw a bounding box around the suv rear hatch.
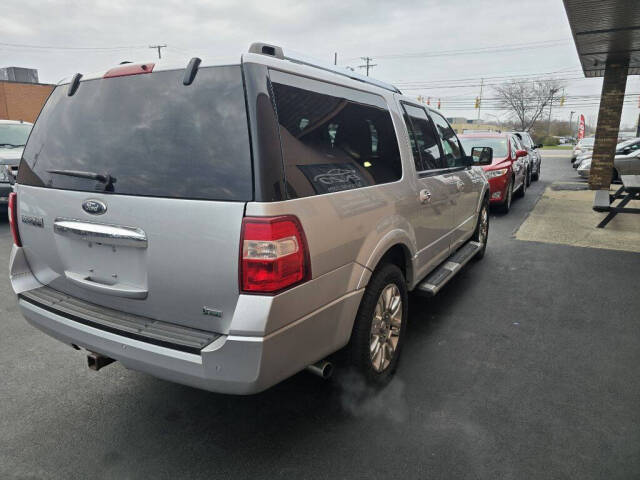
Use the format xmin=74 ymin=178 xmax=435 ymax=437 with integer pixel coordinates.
xmin=16 ymin=64 xmax=252 ymax=334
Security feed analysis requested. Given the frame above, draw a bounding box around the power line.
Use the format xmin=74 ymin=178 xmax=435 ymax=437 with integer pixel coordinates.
xmin=341 ymin=38 xmax=571 ymax=62
xmin=0 ymin=40 xmax=147 ymax=51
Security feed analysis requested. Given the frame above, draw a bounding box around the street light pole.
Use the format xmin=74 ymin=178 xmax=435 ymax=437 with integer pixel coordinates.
xmin=569 ymin=111 xmax=575 ymax=139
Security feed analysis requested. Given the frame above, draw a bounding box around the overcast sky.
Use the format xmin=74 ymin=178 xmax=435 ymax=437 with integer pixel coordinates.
xmin=2 ymin=0 xmax=639 ymax=131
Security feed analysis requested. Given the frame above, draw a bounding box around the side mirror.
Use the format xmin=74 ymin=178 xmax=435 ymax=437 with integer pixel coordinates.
xmin=515 ymin=149 xmax=528 ymax=158
xmin=536 ymin=143 xmax=543 ymax=149
xmin=470 ymin=146 xmax=493 ymax=166
xmin=622 ymin=146 xmax=631 ymax=154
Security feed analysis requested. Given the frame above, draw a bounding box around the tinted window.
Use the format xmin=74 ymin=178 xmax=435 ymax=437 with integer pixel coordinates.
xmin=272 ymin=82 xmax=401 ymax=198
xmin=459 ymin=137 xmax=508 ymax=158
xmin=19 ymin=66 xmax=252 ymax=201
xmin=430 ymin=111 xmax=465 ymax=168
xmin=510 ymin=136 xmax=518 ymax=157
xmin=402 ymin=104 xmax=442 ymax=171
xmin=520 ymin=133 xmax=533 ymax=148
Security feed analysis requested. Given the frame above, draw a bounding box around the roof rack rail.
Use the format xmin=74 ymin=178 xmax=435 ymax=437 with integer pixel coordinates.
xmin=247 ymin=42 xmax=402 ymax=94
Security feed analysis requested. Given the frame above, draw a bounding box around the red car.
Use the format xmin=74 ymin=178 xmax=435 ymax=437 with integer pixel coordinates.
xmin=459 ymin=133 xmax=528 ymax=212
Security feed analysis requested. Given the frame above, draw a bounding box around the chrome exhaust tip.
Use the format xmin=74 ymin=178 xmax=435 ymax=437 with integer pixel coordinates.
xmin=306 ymin=360 xmax=334 ymax=380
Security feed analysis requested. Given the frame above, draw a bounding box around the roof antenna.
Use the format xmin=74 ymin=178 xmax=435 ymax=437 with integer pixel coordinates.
xmin=68 ymin=73 xmax=82 ymax=97
xmin=183 ymin=57 xmax=202 ymax=85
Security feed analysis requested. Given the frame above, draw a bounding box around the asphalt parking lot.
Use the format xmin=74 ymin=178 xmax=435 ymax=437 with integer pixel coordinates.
xmin=1 ymin=150 xmax=639 ymax=480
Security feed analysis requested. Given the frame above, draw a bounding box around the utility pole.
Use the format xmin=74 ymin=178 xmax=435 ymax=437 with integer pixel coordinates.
xmin=569 ymin=111 xmax=575 ymax=139
xmin=334 ymin=52 xmax=337 ymax=65
xmin=547 ymin=88 xmax=558 ymax=136
xmin=358 ymin=57 xmax=377 ymax=76
xmin=149 ymin=44 xmax=167 ymax=59
xmin=477 ymin=78 xmax=484 ymax=121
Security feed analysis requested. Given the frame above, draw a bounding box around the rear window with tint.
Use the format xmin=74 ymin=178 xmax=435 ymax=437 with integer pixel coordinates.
xmin=271 ymin=80 xmax=401 ymax=198
xmin=19 ymin=66 xmax=252 ymax=201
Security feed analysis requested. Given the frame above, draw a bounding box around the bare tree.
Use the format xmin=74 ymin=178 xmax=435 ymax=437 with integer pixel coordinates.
xmin=493 ymin=79 xmax=564 ymax=132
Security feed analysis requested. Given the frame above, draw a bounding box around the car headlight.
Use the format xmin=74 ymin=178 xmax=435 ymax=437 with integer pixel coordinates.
xmin=485 ymin=168 xmax=508 ymax=178
xmin=0 ymin=165 xmax=10 ymax=182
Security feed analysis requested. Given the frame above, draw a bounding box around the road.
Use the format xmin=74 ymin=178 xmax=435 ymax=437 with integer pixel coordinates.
xmin=1 ymin=151 xmax=639 ymax=479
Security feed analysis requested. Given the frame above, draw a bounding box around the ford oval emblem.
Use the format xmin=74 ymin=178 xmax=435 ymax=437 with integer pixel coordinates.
xmin=82 ymin=199 xmax=107 ymax=215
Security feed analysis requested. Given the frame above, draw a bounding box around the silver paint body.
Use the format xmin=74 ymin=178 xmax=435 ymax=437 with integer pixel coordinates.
xmin=10 ymin=53 xmax=488 ymax=394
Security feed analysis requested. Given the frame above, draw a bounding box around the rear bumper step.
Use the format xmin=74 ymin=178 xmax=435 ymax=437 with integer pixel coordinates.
xmin=416 ymin=241 xmax=482 ymax=296
xmin=19 ymin=286 xmax=220 ymax=354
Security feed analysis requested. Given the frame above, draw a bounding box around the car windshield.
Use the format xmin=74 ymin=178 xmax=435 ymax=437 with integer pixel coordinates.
xmin=0 ymin=124 xmax=32 ymax=147
xmin=459 ymin=137 xmax=508 ymax=158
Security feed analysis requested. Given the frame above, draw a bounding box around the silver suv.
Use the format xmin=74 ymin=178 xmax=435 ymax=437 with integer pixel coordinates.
xmin=9 ymin=43 xmax=492 ymax=394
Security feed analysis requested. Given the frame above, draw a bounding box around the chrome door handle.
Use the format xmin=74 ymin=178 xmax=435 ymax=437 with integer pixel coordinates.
xmin=419 ymin=189 xmax=432 ymax=204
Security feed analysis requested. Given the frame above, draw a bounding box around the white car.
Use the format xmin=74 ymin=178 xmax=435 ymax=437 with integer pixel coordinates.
xmin=0 ymin=119 xmax=33 ymax=205
xmin=572 ymin=137 xmax=595 ymax=161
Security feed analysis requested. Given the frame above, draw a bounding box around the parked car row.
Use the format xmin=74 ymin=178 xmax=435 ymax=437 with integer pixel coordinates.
xmin=573 ymin=137 xmax=640 ymax=181
xmin=459 ymin=131 xmax=540 ymax=213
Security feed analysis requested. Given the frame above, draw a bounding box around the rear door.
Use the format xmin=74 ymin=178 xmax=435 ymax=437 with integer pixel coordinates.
xmin=400 ymin=103 xmax=456 ymax=276
xmin=16 ymin=65 xmax=253 ymax=334
xmin=429 ymin=111 xmax=483 ymax=247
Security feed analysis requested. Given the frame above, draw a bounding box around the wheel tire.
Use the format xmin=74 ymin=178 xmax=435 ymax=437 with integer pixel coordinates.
xmin=472 ymin=197 xmax=489 ymax=260
xmin=532 ymin=166 xmax=540 ymax=181
xmin=348 ymin=263 xmax=408 ymax=386
xmin=516 ymin=174 xmax=526 ymax=198
xmin=612 ymin=168 xmax=620 ymax=184
xmin=498 ymin=178 xmax=513 ymax=213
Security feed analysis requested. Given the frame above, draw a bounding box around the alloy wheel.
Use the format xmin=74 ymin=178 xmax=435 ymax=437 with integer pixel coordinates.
xmin=369 ymin=284 xmax=402 ymax=373
xmin=478 ymin=205 xmax=489 ymax=245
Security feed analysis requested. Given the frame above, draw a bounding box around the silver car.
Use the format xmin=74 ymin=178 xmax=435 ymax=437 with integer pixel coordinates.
xmin=9 ymin=43 xmax=491 ymax=394
xmin=577 ymin=148 xmax=640 ymax=180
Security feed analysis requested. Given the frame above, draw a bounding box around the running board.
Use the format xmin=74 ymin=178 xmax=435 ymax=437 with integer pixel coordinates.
xmin=415 ymin=241 xmax=482 ymax=296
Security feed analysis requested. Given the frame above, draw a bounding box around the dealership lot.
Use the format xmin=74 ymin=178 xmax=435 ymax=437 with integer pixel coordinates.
xmin=1 ymin=150 xmax=639 ymax=479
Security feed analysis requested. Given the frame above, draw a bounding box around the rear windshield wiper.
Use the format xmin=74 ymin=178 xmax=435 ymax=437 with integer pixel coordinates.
xmin=47 ymin=169 xmax=116 ymax=191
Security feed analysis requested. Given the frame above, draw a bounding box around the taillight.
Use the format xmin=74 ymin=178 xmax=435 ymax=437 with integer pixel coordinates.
xmin=240 ymin=215 xmax=310 ymax=294
xmin=8 ymin=192 xmax=21 ymax=247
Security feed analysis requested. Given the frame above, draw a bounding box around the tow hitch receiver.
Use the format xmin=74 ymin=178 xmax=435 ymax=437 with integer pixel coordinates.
xmin=87 ymin=352 xmax=115 ymax=371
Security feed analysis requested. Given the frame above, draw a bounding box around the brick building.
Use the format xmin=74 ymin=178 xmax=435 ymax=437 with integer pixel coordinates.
xmin=0 ymin=67 xmax=54 ymax=123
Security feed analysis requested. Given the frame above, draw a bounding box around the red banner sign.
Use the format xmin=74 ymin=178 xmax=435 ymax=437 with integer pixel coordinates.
xmin=577 ymin=114 xmax=585 ymax=140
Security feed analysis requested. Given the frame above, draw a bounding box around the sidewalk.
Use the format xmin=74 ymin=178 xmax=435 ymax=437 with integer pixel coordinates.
xmin=516 ymin=181 xmax=640 ymax=253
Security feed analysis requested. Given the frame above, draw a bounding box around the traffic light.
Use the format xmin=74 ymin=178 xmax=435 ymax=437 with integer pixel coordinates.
xmin=437 ymin=99 xmax=441 ymax=109
xmin=560 ymin=95 xmax=565 ymax=106
xmin=475 ymin=97 xmax=480 ymax=109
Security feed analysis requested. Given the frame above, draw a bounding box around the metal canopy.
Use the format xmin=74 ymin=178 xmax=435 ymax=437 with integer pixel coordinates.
xmin=563 ymin=0 xmax=640 ymax=77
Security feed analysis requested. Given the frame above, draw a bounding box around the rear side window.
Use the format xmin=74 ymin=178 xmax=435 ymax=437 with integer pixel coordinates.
xmin=271 ymin=77 xmax=401 ymax=198
xmin=19 ymin=66 xmax=252 ymax=201
xmin=401 ymin=104 xmax=443 ymax=171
